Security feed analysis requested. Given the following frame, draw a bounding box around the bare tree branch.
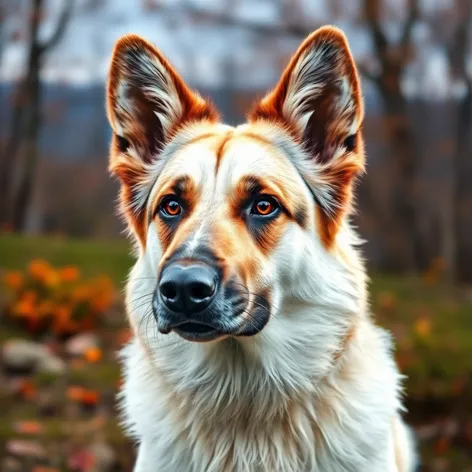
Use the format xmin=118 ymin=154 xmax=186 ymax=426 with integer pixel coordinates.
xmin=40 ymin=0 xmax=73 ymax=53
xmin=448 ymin=0 xmax=472 ymax=281
xmin=156 ymin=2 xmax=314 ymax=38
xmin=400 ymin=0 xmax=420 ymax=49
xmin=446 ymin=0 xmax=472 ymax=87
xmin=363 ymin=0 xmax=389 ymax=61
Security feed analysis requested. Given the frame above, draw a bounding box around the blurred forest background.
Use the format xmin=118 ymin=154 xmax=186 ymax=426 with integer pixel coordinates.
xmin=0 ymin=0 xmax=472 ymax=471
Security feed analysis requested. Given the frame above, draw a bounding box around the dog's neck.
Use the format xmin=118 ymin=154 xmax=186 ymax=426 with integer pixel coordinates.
xmin=140 ymin=294 xmax=362 ymax=426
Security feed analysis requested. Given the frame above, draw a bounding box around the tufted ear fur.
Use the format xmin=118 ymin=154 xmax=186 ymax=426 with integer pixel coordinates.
xmin=249 ymin=26 xmax=365 ymax=246
xmin=106 ymin=34 xmax=218 ymax=246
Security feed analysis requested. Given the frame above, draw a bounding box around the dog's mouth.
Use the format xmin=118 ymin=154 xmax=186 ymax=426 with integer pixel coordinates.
xmin=178 ymin=322 xmax=214 ymax=334
xmin=154 ymin=285 xmax=272 ymax=343
xmin=173 ymin=321 xmax=223 ymax=342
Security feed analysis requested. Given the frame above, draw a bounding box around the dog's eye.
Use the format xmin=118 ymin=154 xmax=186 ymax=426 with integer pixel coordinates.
xmin=159 ymin=198 xmax=182 ymax=217
xmin=251 ymin=197 xmax=280 ymax=217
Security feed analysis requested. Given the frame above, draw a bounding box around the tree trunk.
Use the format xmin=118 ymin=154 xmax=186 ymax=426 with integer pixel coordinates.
xmin=0 ymin=0 xmax=43 ymax=231
xmin=12 ymin=55 xmax=41 ymax=232
xmin=367 ymin=67 xmax=425 ymax=273
xmin=453 ymin=84 xmax=472 ymax=283
xmin=10 ymin=0 xmax=43 ymax=232
xmin=0 ymin=87 xmax=26 ymax=227
xmin=4 ymin=0 xmax=72 ymax=232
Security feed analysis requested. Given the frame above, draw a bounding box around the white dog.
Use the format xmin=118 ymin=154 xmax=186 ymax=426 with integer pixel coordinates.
xmin=106 ymin=25 xmax=418 ymax=471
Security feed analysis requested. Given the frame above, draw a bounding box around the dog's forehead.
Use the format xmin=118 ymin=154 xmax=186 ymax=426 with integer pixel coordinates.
xmin=165 ymin=127 xmax=293 ymax=193
xmin=217 ymin=134 xmax=288 ymax=187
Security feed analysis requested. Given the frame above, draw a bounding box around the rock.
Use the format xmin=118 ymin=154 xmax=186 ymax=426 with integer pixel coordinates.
xmin=2 ymin=339 xmax=65 ymax=375
xmin=2 ymin=340 xmax=49 ymax=373
xmin=6 ymin=439 xmax=47 ymax=459
xmin=1 ymin=457 xmax=22 ymax=472
xmin=37 ymin=354 xmax=66 ymax=375
xmin=65 ymin=333 xmax=99 ymax=357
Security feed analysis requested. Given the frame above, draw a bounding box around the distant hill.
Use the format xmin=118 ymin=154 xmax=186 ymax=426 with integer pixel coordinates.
xmin=0 ymin=82 xmax=383 ymax=162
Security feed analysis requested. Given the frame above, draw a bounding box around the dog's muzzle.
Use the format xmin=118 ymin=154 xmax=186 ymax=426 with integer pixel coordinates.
xmin=153 ymin=258 xmax=270 ymax=342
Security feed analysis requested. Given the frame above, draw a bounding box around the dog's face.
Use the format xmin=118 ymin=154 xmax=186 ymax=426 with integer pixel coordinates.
xmin=107 ymin=27 xmax=364 ymax=343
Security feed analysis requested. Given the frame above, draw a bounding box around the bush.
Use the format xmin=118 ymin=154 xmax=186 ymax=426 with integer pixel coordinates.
xmin=1 ymin=260 xmax=116 ymax=338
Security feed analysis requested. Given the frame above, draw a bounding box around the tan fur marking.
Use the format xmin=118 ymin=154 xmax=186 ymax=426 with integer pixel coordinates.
xmin=247 ymin=26 xmax=365 ymax=248
xmin=214 ymin=131 xmax=234 ymax=172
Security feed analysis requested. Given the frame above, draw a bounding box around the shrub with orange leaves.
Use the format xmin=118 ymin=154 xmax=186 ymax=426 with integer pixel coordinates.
xmin=1 ymin=260 xmax=116 ymax=338
xmin=3 ymin=271 xmax=24 ymax=290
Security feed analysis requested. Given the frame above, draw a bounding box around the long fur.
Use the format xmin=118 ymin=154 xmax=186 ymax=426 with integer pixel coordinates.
xmin=107 ymin=26 xmax=418 ymax=472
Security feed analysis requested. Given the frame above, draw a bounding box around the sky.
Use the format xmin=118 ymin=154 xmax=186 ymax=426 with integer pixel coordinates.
xmin=0 ymin=0 xmax=469 ymax=99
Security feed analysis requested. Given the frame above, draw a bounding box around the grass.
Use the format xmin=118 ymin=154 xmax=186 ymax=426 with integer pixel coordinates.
xmin=371 ymin=274 xmax=472 ymax=400
xmin=0 ymin=233 xmax=133 ymax=285
xmin=1 ymin=233 xmax=471 ymax=395
xmin=1 ymin=233 xmax=472 ymax=469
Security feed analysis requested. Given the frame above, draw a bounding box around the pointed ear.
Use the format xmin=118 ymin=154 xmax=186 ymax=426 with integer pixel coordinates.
xmin=106 ymin=34 xmax=218 ymax=246
xmin=249 ymin=26 xmax=364 ymax=247
xmin=107 ymin=34 xmax=218 ymax=165
xmin=249 ymin=26 xmax=363 ymax=167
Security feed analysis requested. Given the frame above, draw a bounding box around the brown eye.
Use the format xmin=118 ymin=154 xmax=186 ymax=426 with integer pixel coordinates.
xmin=160 ymin=198 xmax=182 ymax=217
xmin=251 ymin=197 xmax=279 ymax=217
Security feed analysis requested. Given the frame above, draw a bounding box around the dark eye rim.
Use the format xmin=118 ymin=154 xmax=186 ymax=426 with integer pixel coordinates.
xmin=157 ymin=196 xmax=183 ymax=218
xmin=249 ymin=195 xmax=281 ymax=218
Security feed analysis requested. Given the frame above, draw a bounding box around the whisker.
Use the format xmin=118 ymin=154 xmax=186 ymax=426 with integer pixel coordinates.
xmin=125 ymin=292 xmax=154 ymax=305
xmin=124 ymin=294 xmax=153 ymax=309
xmin=124 ymin=297 xmax=155 ymax=314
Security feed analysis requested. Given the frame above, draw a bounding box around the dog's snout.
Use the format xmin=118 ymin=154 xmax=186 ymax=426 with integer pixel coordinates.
xmin=159 ymin=262 xmax=217 ymax=315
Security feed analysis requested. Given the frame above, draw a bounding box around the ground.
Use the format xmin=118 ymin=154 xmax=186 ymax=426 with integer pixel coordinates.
xmin=0 ymin=234 xmax=471 ymax=471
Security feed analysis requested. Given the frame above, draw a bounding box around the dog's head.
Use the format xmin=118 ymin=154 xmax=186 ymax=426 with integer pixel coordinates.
xmin=107 ymin=26 xmax=364 ymax=343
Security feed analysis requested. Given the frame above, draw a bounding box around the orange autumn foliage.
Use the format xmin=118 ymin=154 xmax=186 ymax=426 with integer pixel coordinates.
xmin=16 ymin=379 xmax=37 ymax=401
xmin=414 ymin=316 xmax=432 ymax=339
xmin=13 ymin=420 xmax=44 ymax=435
xmin=66 ymin=386 xmax=100 ymax=405
xmin=1 ymin=260 xmax=116 ymax=338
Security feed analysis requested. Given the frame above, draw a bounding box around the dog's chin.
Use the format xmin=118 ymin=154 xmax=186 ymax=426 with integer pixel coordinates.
xmin=155 ymin=312 xmax=271 ymax=343
xmin=173 ymin=322 xmax=227 ymax=343
xmin=164 ymin=320 xmax=269 ymax=343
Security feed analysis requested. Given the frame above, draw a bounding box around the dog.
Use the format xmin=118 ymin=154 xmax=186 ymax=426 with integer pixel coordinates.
xmin=106 ymin=25 xmax=418 ymax=472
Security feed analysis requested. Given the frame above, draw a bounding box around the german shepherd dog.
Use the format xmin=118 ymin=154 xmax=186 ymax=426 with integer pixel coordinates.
xmin=107 ymin=26 xmax=418 ymax=472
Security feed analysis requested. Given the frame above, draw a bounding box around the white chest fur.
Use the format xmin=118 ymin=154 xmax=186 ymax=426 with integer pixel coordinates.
xmin=119 ymin=319 xmax=411 ymax=472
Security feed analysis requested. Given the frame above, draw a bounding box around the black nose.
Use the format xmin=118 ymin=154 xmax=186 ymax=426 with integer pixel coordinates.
xmin=159 ymin=262 xmax=217 ymax=315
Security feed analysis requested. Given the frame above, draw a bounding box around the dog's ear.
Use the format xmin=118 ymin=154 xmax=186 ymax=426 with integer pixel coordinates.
xmin=249 ymin=26 xmax=364 ymax=246
xmin=106 ymin=34 xmax=218 ymax=245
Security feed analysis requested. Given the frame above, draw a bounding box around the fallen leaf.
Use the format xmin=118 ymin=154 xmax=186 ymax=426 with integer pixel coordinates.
xmin=433 ymin=436 xmax=449 ymax=455
xmin=66 ymin=386 xmax=100 ymax=406
xmin=82 ymin=390 xmax=100 ymax=406
xmin=414 ymin=317 xmax=431 ymax=338
xmin=83 ymin=347 xmax=102 ymax=363
xmin=17 ymin=379 xmax=37 ymax=400
xmin=66 ymin=386 xmax=85 ymax=402
xmin=13 ymin=420 xmax=43 ymax=435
